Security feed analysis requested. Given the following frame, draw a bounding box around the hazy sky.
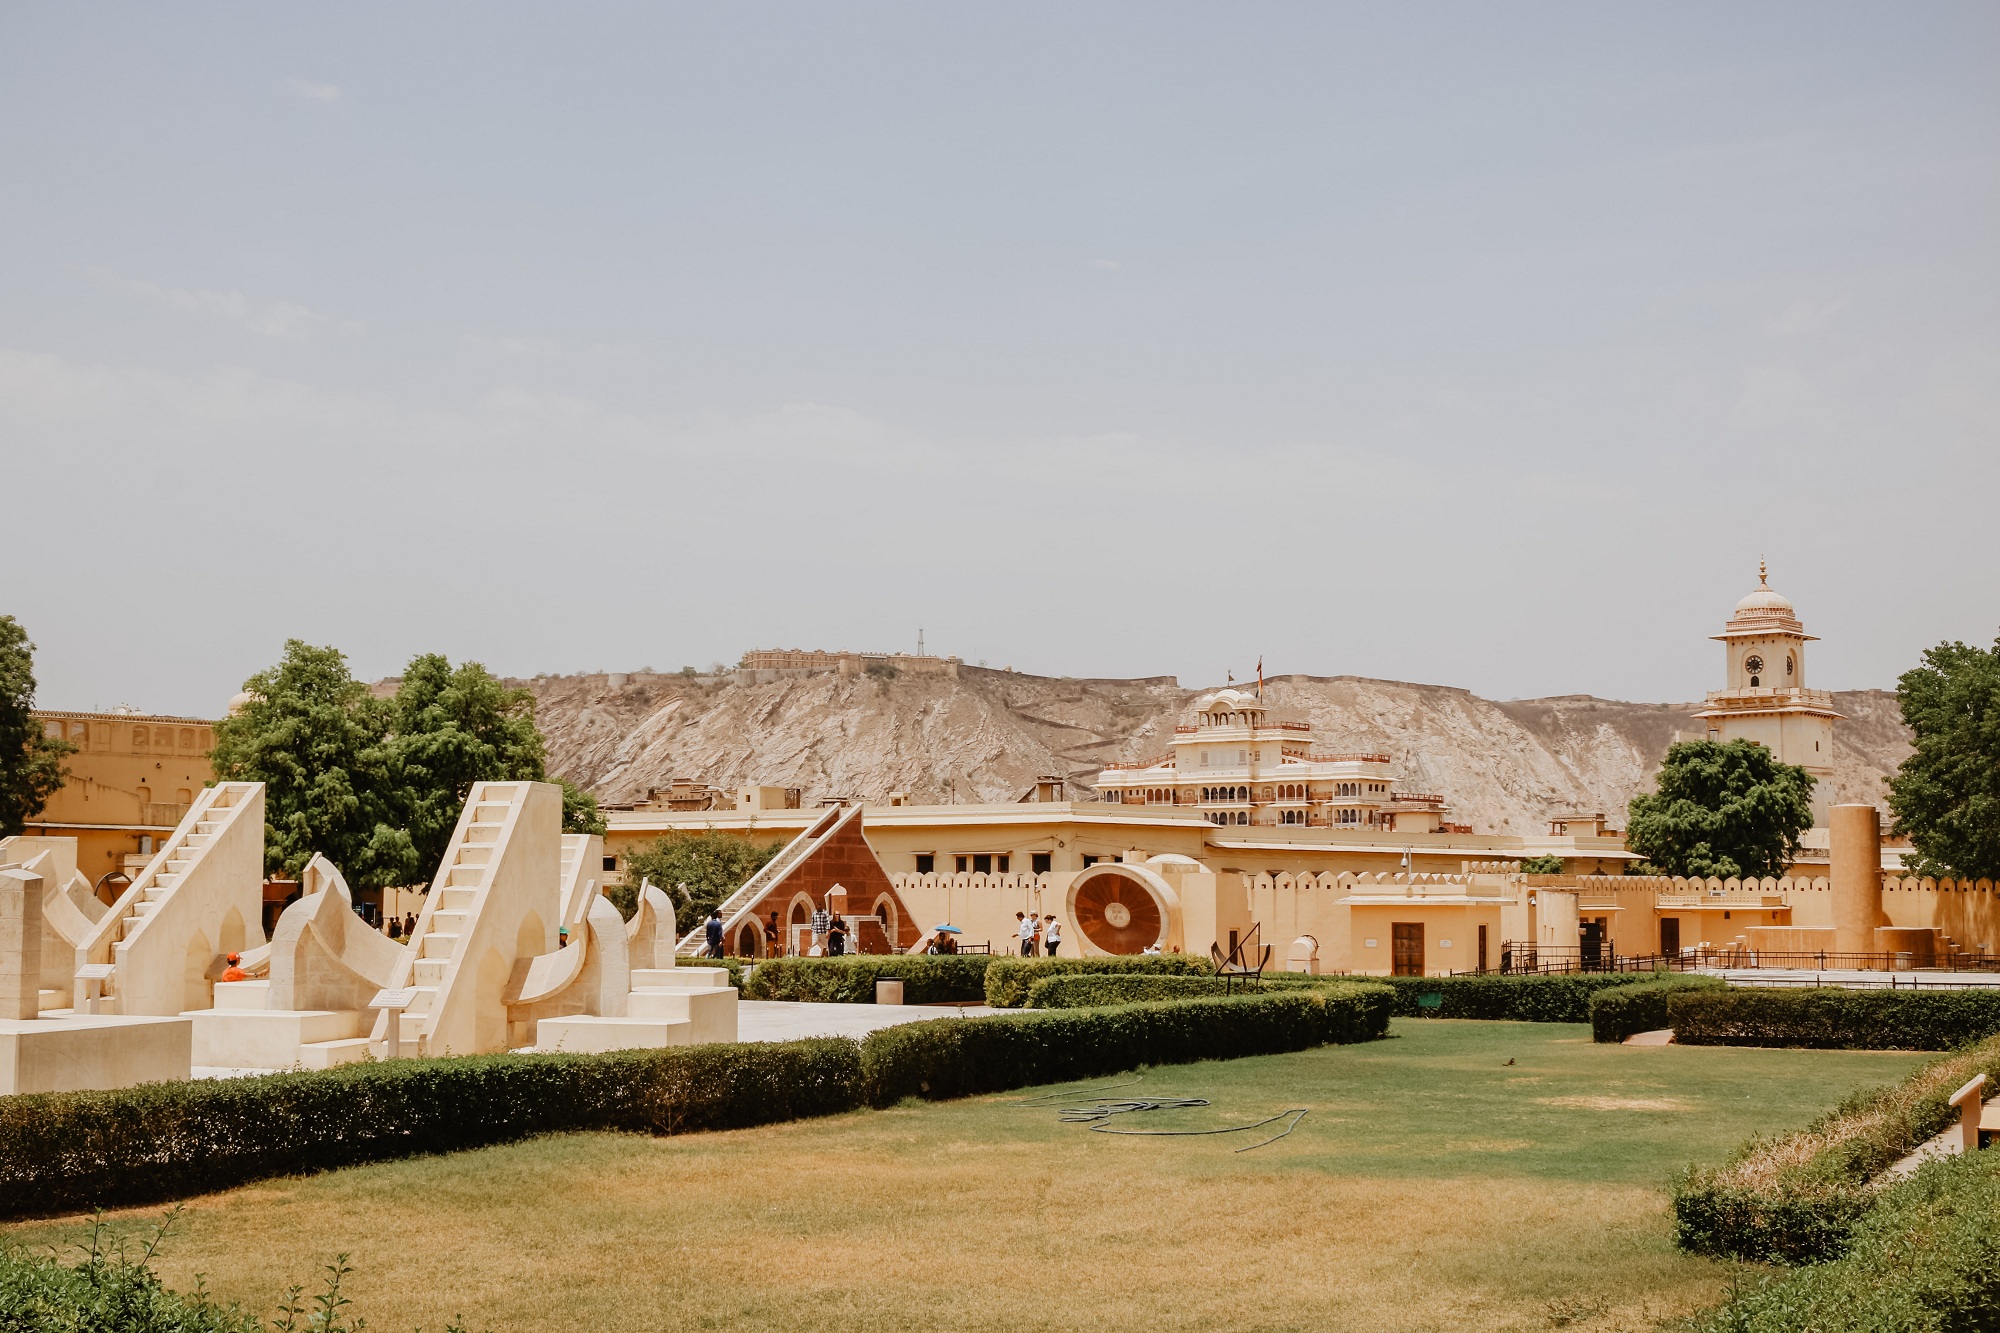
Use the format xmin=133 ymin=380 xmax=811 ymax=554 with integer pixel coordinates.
xmin=5 ymin=4 xmax=1996 ymax=717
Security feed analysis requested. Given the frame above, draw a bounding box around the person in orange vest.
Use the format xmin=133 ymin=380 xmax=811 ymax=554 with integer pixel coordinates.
xmin=220 ymin=952 xmax=248 ymax=982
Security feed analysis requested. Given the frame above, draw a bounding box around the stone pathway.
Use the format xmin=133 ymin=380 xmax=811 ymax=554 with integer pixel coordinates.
xmin=737 ymin=1000 xmax=998 ymax=1043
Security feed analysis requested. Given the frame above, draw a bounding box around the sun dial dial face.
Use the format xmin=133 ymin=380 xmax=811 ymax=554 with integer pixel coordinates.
xmin=1103 ymin=901 xmax=1132 ymax=928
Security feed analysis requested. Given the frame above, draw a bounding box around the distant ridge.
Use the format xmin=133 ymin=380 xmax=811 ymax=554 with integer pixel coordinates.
xmin=506 ymin=664 xmax=1911 ymax=836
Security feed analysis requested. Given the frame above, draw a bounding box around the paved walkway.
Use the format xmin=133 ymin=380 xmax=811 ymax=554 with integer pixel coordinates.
xmin=737 ymin=1000 xmax=997 ymax=1043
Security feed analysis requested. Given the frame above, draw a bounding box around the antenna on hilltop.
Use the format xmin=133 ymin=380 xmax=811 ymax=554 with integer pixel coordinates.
xmin=917 ymin=625 xmax=925 ymax=657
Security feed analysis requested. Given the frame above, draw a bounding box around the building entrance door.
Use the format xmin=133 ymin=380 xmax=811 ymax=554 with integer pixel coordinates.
xmin=1579 ymin=920 xmax=1606 ymax=969
xmin=1660 ymin=917 xmax=1680 ymax=959
xmin=1391 ymin=923 xmax=1424 ymax=976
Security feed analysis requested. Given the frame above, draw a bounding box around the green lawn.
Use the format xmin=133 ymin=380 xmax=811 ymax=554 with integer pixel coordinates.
xmin=2 ymin=1021 xmax=1929 ymax=1333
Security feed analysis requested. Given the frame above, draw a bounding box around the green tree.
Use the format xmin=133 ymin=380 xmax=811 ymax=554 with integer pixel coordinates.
xmin=1518 ymin=854 xmax=1565 ymax=875
xmin=380 ymin=654 xmax=548 ymax=878
xmin=1888 ymin=635 xmax=2000 ymax=879
xmin=558 ymin=778 xmax=606 ymax=837
xmin=1626 ymin=739 xmax=1814 ymax=879
xmin=210 ymin=641 xmax=415 ymax=888
xmin=614 ymin=830 xmax=782 ymax=923
xmin=0 ymin=616 xmax=76 ymax=837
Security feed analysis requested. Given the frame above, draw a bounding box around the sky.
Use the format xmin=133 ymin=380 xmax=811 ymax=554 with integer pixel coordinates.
xmin=3 ymin=3 xmax=1996 ymax=717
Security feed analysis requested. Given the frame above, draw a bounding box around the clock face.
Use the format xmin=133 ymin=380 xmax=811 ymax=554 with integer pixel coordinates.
xmin=1744 ymin=654 xmax=1764 ymax=677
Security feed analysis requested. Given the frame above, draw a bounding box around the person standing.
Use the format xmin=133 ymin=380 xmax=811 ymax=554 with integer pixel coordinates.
xmin=1043 ymin=916 xmax=1062 ymax=957
xmin=704 ymin=909 xmax=724 ymax=959
xmin=828 ymin=916 xmax=848 ymax=956
xmin=1016 ymin=911 xmax=1036 ymax=957
xmin=764 ymin=910 xmax=781 ymax=957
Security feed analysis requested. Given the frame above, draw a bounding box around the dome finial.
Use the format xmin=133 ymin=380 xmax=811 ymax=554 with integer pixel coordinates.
xmin=1758 ymin=557 xmax=1768 ymax=587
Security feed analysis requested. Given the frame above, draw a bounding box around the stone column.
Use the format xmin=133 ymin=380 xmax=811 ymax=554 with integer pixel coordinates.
xmin=1 ymin=867 xmax=45 ymax=1020
xmin=1830 ymin=804 xmax=1887 ymax=957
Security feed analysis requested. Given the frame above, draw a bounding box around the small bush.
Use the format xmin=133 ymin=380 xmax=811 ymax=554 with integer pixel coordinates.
xmin=1379 ymin=972 xmax=1670 ymax=1024
xmin=1589 ymin=975 xmax=1728 ymax=1043
xmin=743 ymin=955 xmax=994 ymax=1003
xmin=0 ymin=1039 xmax=863 ymax=1222
xmin=1693 ymin=1150 xmax=2000 ymax=1332
xmin=1673 ymin=1034 xmax=2000 ymax=1263
xmin=0 ymin=1242 xmax=262 ymax=1332
xmin=860 ymin=983 xmax=1394 ymax=1105
xmin=1669 ymin=987 xmax=2000 ymax=1051
xmin=983 ymin=955 xmax=1214 ymax=1008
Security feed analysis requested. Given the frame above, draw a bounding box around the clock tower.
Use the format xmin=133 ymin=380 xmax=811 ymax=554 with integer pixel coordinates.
xmin=1693 ymin=563 xmax=1842 ymax=826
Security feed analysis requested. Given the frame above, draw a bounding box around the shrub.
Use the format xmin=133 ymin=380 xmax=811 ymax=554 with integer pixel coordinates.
xmin=1025 ymin=972 xmax=1337 ymax=1009
xmin=860 ymin=984 xmax=1394 ymax=1106
xmin=1379 ymin=972 xmax=1671 ymax=1024
xmin=0 ymin=1039 xmax=863 ymax=1222
xmin=742 ymin=955 xmax=994 ymax=1003
xmin=1589 ymin=974 xmax=1729 ymax=1043
xmin=1673 ymin=1034 xmax=2000 ymax=1263
xmin=1669 ymin=987 xmax=2000 ymax=1051
xmin=983 ymin=955 xmax=1214 ymax=1008
xmin=1693 ymin=1150 xmax=2000 ymax=1332
xmin=0 ymin=1243 xmax=262 ymax=1333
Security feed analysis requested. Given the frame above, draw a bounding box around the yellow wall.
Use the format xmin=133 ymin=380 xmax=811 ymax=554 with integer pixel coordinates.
xmin=25 ymin=712 xmax=216 ymax=897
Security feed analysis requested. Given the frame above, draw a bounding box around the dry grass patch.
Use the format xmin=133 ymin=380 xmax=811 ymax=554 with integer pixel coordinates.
xmin=1 ymin=1022 xmax=1929 ymax=1333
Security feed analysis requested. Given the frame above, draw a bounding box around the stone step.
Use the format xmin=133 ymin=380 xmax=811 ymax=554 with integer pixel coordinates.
xmin=300 ymin=1037 xmax=374 ymax=1070
xmin=420 ymin=932 xmax=459 ymax=959
xmin=631 ymin=967 xmax=732 ymax=990
xmin=413 ymin=958 xmax=448 ymax=985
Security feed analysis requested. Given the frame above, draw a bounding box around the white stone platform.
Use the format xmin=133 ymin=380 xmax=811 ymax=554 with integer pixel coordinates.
xmin=1 ymin=1013 xmax=192 ymax=1094
xmin=735 ymin=1000 xmax=997 ymax=1044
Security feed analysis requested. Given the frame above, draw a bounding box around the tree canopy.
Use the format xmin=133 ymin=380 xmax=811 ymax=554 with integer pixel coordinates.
xmin=213 ymin=641 xmax=600 ymax=888
xmin=1888 ymin=635 xmax=2000 ymax=879
xmin=614 ymin=830 xmax=782 ymax=924
xmin=1626 ymin=739 xmax=1815 ymax=879
xmin=0 ymin=616 xmax=75 ymax=837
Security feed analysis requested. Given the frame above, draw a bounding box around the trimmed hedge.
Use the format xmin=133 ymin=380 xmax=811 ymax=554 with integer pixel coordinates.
xmin=742 ymin=954 xmax=994 ymax=1003
xmin=1693 ymin=1150 xmax=2000 ymax=1332
xmin=1674 ymin=1033 xmax=2000 ymax=1264
xmin=0 ymin=986 xmax=1393 ymax=1222
xmin=861 ymin=984 xmax=1394 ymax=1105
xmin=1669 ymin=987 xmax=2000 ymax=1051
xmin=0 ymin=1039 xmax=863 ymax=1222
xmin=1589 ymin=974 xmax=1729 ymax=1043
xmin=1380 ymin=972 xmax=1676 ymax=1024
xmin=983 ymin=955 xmax=1214 ymax=1008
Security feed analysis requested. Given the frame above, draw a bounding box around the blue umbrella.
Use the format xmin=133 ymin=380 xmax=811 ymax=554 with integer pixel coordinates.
xmin=933 ymin=923 xmax=963 ymax=933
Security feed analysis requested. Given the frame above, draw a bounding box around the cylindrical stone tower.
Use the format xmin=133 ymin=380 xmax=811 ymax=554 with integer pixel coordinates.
xmin=1830 ymin=804 xmax=1886 ymax=957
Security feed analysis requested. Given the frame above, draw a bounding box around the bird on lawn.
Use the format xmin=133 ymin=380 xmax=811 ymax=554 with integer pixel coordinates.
xmin=1503 ymin=1058 xmax=1515 ymax=1065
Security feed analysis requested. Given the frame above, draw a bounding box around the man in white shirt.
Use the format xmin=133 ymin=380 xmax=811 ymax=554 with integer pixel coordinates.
xmin=1043 ymin=916 xmax=1062 ymax=956
xmin=1016 ymin=911 xmax=1037 ymax=957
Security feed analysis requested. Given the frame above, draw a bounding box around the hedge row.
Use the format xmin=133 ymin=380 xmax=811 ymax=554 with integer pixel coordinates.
xmin=861 ymin=984 xmax=1393 ymax=1104
xmin=1693 ymin=1150 xmax=2000 ymax=1332
xmin=1668 ymin=986 xmax=2000 ymax=1051
xmin=0 ymin=1039 xmax=860 ymax=1222
xmin=1673 ymin=1033 xmax=2000 ymax=1264
xmin=1588 ymin=975 xmax=1728 ymax=1043
xmin=743 ymin=954 xmax=995 ymax=1003
xmin=1025 ymin=973 xmax=1278 ymax=1009
xmin=983 ymin=954 xmax=1214 ymax=1008
xmin=1378 ymin=972 xmax=1677 ymax=1024
xmin=0 ymin=987 xmax=1390 ymax=1221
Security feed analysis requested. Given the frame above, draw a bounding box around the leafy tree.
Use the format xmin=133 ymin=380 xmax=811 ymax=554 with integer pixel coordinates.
xmin=1518 ymin=854 xmax=1565 ymax=875
xmin=380 ymin=654 xmax=547 ymax=879
xmin=1626 ymin=739 xmax=1814 ymax=879
xmin=210 ymin=641 xmax=416 ymax=888
xmin=0 ymin=615 xmax=76 ymax=837
xmin=558 ymin=778 xmax=606 ymax=837
xmin=614 ymin=830 xmax=782 ymax=923
xmin=1888 ymin=635 xmax=2000 ymax=879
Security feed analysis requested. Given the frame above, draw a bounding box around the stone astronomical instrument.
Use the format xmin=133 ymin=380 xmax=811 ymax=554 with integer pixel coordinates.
xmin=1072 ymin=869 xmax=1164 ymax=954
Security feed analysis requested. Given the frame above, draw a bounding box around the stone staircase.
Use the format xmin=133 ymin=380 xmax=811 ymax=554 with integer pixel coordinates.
xmin=675 ymin=803 xmax=848 ymax=954
xmin=77 ymin=782 xmax=264 ymax=1016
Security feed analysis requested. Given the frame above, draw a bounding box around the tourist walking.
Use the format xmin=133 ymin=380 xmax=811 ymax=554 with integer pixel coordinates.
xmin=1016 ymin=911 xmax=1037 ymax=957
xmin=1043 ymin=916 xmax=1061 ymax=956
xmin=828 ymin=916 xmax=848 ymax=956
xmin=704 ymin=909 xmax=724 ymax=958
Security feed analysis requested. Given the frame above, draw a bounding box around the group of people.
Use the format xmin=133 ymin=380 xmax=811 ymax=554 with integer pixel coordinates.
xmin=1015 ymin=911 xmax=1062 ymax=957
xmin=385 ymin=912 xmax=418 ymax=941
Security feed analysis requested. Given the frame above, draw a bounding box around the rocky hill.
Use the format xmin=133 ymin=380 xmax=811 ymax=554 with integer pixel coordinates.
xmin=514 ymin=666 xmax=1911 ymax=835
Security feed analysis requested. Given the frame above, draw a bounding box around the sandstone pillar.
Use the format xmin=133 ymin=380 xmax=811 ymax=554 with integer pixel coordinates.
xmin=1830 ymin=804 xmax=1887 ymax=957
xmin=1 ymin=867 xmax=44 ymax=1020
